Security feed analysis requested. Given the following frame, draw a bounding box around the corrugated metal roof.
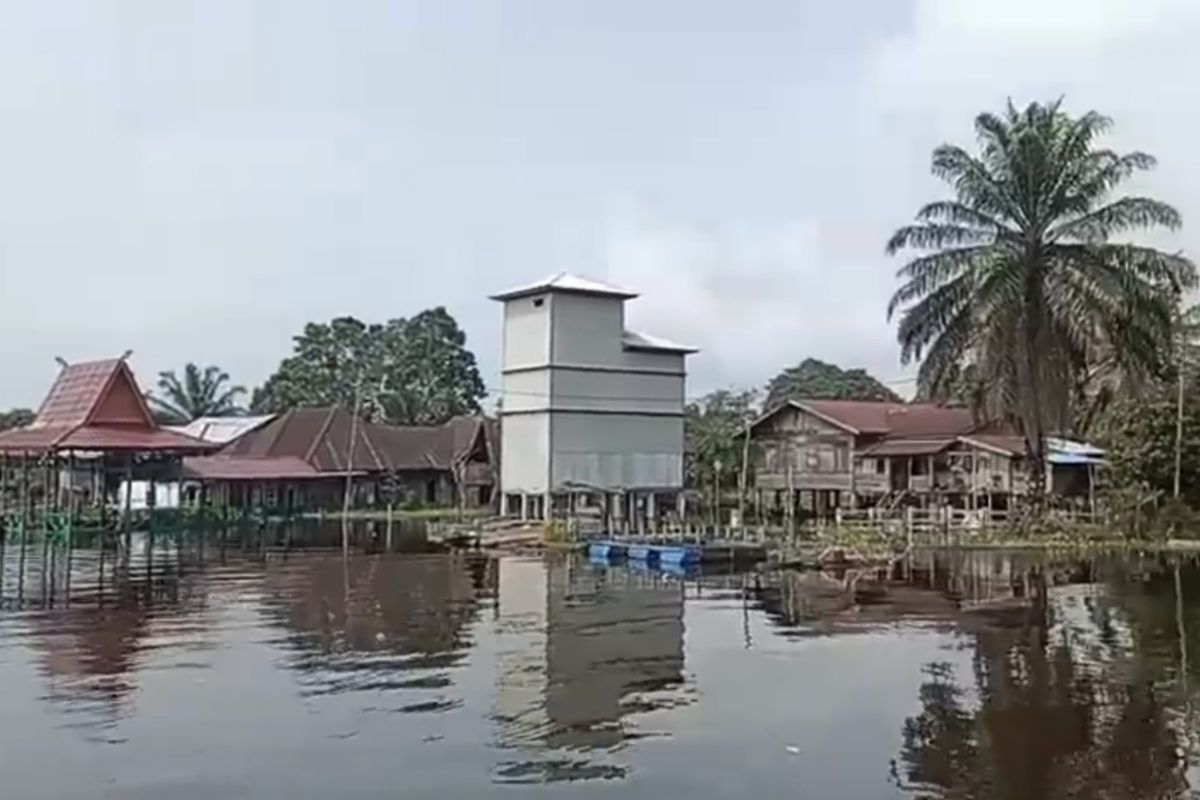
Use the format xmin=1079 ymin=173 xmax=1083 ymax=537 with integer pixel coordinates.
xmin=1047 ymin=437 xmax=1105 ymax=466
xmin=959 ymin=434 xmax=1026 ymax=456
xmin=621 ymin=329 xmax=699 ymax=354
xmin=169 ymin=415 xmax=276 ymax=444
xmin=489 ymin=272 xmax=638 ymax=301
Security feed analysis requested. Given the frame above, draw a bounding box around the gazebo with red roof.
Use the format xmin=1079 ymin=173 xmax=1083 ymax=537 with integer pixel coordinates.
xmin=0 ymin=357 xmax=215 ymax=518
xmin=0 ymin=358 xmax=212 ymax=455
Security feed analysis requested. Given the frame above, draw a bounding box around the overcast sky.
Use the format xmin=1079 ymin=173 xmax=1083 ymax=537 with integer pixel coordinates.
xmin=1 ymin=0 xmax=1198 ymax=409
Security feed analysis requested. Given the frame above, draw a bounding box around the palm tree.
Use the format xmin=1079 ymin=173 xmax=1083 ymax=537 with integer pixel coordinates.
xmin=886 ymin=100 xmax=1196 ymax=501
xmin=150 ymin=363 xmax=246 ymax=423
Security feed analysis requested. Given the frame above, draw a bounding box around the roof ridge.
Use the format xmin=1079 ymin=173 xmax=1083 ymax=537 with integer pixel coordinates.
xmin=305 ymin=407 xmax=339 ymax=466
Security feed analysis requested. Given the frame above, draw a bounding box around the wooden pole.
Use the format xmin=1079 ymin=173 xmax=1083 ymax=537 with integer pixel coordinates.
xmin=18 ymin=453 xmax=30 ymax=604
xmin=122 ymin=455 xmax=134 ymax=564
xmin=341 ymin=376 xmax=365 ymax=554
xmin=738 ymin=421 xmax=751 ymax=528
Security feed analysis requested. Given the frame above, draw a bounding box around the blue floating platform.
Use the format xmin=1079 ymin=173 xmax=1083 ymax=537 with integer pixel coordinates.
xmin=587 ymin=542 xmax=627 ymax=560
xmin=627 ymin=544 xmax=657 ymax=562
xmin=656 ymin=545 xmax=701 ymax=565
xmin=586 ymin=539 xmax=765 ymax=566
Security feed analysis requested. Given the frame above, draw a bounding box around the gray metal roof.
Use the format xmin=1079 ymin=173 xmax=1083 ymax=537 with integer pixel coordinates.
xmin=489 ymin=272 xmax=638 ymax=301
xmin=621 ymin=329 xmax=699 ymax=354
xmin=168 ymin=415 xmax=276 ymax=445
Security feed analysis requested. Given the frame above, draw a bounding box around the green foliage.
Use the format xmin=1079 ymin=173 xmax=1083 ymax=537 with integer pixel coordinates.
xmin=764 ymin=358 xmax=899 ymax=408
xmin=150 ymin=363 xmax=245 ymax=423
xmin=887 ymin=100 xmax=1197 ymax=488
xmin=685 ymin=389 xmax=758 ymax=491
xmin=252 ymin=307 xmax=486 ymax=426
xmin=0 ymin=408 xmax=34 ymax=431
xmin=1106 ymin=379 xmax=1200 ymax=509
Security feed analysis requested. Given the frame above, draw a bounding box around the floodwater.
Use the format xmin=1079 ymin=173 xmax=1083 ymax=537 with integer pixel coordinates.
xmin=3 ymin=538 xmax=1200 ymax=799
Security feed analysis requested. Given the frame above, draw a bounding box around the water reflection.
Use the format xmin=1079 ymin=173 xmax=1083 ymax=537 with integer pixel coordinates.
xmin=8 ymin=539 xmax=1200 ymax=797
xmin=492 ymin=554 xmax=690 ymax=782
xmin=261 ymin=553 xmax=492 ymax=702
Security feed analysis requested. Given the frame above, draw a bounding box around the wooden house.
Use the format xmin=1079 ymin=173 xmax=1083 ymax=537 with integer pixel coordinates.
xmin=747 ymin=399 xmax=1100 ymax=516
xmin=182 ymin=409 xmax=496 ymax=511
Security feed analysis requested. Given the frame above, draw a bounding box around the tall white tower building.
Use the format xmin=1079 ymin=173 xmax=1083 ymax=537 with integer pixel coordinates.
xmin=490 ymin=273 xmax=696 ymax=523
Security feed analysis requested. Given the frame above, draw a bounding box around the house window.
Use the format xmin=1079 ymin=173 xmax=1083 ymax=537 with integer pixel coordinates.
xmin=875 ymin=458 xmax=886 ymax=475
xmin=912 ymin=457 xmax=929 ymax=476
xmin=425 ymin=479 xmax=438 ymax=504
xmin=533 ymin=297 xmax=545 ymax=308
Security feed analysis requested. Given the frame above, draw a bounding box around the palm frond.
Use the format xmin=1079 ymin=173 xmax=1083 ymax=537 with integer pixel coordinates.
xmin=885 ymin=224 xmax=994 ymax=255
xmin=889 ymin=246 xmax=991 ymax=317
xmin=1049 ymin=197 xmax=1182 ymax=242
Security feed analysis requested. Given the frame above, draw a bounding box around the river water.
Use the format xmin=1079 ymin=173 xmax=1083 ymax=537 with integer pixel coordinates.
xmin=2 ymin=541 xmax=1200 ymax=799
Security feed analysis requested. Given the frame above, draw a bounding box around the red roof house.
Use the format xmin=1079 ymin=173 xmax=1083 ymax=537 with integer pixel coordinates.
xmin=0 ymin=358 xmax=213 ymax=454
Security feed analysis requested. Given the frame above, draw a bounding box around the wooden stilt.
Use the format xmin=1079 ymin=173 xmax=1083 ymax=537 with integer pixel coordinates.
xmin=121 ymin=455 xmax=134 ymax=563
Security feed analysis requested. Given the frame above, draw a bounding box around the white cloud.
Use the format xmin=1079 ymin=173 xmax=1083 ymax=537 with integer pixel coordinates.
xmin=603 ymin=200 xmax=906 ymax=398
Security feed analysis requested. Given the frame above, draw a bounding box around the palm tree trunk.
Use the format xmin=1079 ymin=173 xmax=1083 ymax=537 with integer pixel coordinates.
xmin=1021 ymin=280 xmax=1048 ymax=518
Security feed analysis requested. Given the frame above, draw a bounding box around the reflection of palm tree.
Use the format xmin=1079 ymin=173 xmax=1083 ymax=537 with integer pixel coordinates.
xmin=894 ymin=566 xmax=1188 ymax=800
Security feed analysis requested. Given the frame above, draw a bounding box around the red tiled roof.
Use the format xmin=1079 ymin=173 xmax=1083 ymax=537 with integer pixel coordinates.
xmin=795 ymin=399 xmax=977 ymax=437
xmin=0 ymin=358 xmax=213 ymax=453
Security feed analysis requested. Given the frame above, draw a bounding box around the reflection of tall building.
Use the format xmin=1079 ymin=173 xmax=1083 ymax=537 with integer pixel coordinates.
xmin=493 ymin=554 xmax=687 ymax=782
xmin=544 ymin=559 xmax=685 ymax=750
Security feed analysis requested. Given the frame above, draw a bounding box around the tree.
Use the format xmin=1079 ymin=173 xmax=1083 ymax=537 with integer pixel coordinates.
xmin=764 ymin=358 xmax=900 ymax=409
xmin=0 ymin=408 xmax=34 ymax=431
xmin=685 ymin=390 xmax=758 ymax=521
xmin=253 ymin=308 xmax=486 ymax=426
xmin=1106 ymin=379 xmax=1200 ymax=509
xmin=887 ymin=100 xmax=1196 ymax=501
xmin=149 ymin=364 xmax=245 ymax=423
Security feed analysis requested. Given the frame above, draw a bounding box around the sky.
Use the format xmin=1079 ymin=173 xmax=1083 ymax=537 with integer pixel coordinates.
xmin=2 ymin=0 xmax=1199 ymax=409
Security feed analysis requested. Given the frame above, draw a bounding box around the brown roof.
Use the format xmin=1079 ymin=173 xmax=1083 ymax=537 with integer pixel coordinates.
xmin=219 ymin=408 xmax=387 ymax=472
xmin=799 ymin=399 xmax=976 ymax=437
xmin=370 ymin=415 xmax=491 ymax=471
xmin=0 ymin=358 xmax=213 ymax=453
xmin=183 ymin=409 xmax=496 ymax=481
xmin=862 ymin=438 xmax=957 ymax=457
xmin=182 ymin=456 xmax=327 ymax=481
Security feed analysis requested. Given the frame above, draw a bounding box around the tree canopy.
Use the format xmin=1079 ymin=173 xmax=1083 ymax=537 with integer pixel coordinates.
xmin=150 ymin=364 xmax=245 ymax=423
xmin=252 ymin=307 xmax=486 ymax=426
xmin=0 ymin=408 xmax=34 ymax=432
xmin=685 ymin=389 xmax=759 ymax=492
xmin=887 ymin=99 xmax=1196 ymax=488
xmin=765 ymin=358 xmax=900 ymax=409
